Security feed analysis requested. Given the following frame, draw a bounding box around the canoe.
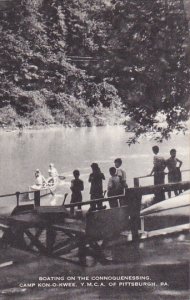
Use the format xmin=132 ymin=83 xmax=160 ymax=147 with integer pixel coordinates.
xmin=140 ymin=190 xmax=190 ymax=231
xmin=21 ymin=179 xmax=59 ymax=202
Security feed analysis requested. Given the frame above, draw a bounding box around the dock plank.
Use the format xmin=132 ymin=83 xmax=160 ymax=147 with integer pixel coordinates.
xmin=35 ymin=206 xmax=69 ymax=215
xmin=8 ymin=212 xmax=47 ymax=227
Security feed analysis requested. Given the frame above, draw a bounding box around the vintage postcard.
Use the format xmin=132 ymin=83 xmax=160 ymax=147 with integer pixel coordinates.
xmin=0 ymin=1 xmax=189 ymax=299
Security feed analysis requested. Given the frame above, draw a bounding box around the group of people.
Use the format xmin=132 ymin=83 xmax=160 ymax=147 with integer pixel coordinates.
xmin=33 ymin=163 xmax=59 ymax=189
xmin=71 ymin=146 xmax=183 ymax=212
xmin=33 ymin=146 xmax=183 ymax=209
xmin=149 ymin=146 xmax=183 ymax=202
xmin=70 ymin=158 xmax=127 ymax=213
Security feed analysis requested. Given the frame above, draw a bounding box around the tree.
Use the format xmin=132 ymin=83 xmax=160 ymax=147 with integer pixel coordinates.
xmin=90 ymin=0 xmax=190 ymax=143
xmin=0 ymin=0 xmax=122 ymax=126
xmin=0 ymin=0 xmax=189 ymax=141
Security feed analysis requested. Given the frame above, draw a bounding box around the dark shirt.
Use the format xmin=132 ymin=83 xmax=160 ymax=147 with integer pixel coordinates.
xmin=89 ymin=171 xmax=105 ymax=196
xmin=70 ymin=178 xmax=84 ymax=195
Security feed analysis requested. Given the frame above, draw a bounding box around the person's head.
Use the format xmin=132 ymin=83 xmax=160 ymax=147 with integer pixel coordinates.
xmin=109 ymin=167 xmax=116 ymax=176
xmin=91 ymin=163 xmax=99 ymax=172
xmin=152 ymin=146 xmax=159 ymax=155
xmin=170 ymin=149 xmax=176 ymax=158
xmin=35 ymin=169 xmax=40 ymax=177
xmin=114 ymin=158 xmax=122 ymax=168
xmin=49 ymin=163 xmax=54 ymax=169
xmin=73 ymin=169 xmax=80 ymax=178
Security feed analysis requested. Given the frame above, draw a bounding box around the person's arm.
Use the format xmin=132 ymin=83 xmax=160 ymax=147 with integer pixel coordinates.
xmin=176 ymin=158 xmax=182 ymax=168
xmin=88 ymin=174 xmax=92 ymax=182
xmin=70 ymin=180 xmax=74 ymax=191
xmin=121 ymin=170 xmax=127 ymax=187
xmin=101 ymin=173 xmax=105 ymax=180
xmin=107 ymin=178 xmax=113 ymax=196
xmin=42 ymin=176 xmax=48 ymax=185
xmin=149 ymin=166 xmax=155 ymax=176
xmin=107 ymin=178 xmax=113 ymax=190
xmin=81 ymin=181 xmax=84 ymax=191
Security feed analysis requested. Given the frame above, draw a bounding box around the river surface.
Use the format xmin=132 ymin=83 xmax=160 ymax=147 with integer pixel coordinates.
xmin=0 ymin=126 xmax=189 ymax=209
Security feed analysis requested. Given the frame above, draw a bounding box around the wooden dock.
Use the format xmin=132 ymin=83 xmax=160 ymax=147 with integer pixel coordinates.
xmin=0 ymin=174 xmax=189 ymax=263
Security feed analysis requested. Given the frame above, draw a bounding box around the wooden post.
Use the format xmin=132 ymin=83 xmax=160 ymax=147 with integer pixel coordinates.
xmin=140 ymin=217 xmax=145 ymax=232
xmin=134 ymin=178 xmax=140 ymax=187
xmin=34 ymin=190 xmax=40 ymax=207
xmin=46 ymin=227 xmax=55 ymax=255
xmin=15 ymin=192 xmax=20 ymax=206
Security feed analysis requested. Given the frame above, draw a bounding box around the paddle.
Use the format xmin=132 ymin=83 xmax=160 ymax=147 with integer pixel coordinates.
xmin=62 ymin=193 xmax=68 ymax=206
xmin=58 ymin=174 xmax=66 ymax=180
xmin=48 ymin=187 xmax=55 ymax=196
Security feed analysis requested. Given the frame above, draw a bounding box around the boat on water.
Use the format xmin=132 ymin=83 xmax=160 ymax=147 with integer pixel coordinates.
xmin=21 ymin=178 xmax=59 ymax=202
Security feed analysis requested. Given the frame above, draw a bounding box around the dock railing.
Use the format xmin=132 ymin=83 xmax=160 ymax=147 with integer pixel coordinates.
xmin=0 ymin=189 xmax=49 ymax=207
xmin=133 ymin=169 xmax=190 ymax=187
xmin=0 ymin=169 xmax=189 ymax=212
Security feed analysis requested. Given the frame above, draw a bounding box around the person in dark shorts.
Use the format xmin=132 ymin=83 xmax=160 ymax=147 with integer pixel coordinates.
xmin=70 ymin=170 xmax=84 ymax=214
xmin=88 ymin=163 xmax=106 ymax=211
xmin=149 ymin=146 xmax=166 ymax=202
xmin=166 ymin=149 xmax=183 ymax=197
xmin=107 ymin=167 xmax=122 ymax=208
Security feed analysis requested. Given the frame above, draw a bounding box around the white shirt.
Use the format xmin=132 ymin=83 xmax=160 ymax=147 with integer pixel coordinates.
xmin=116 ymin=168 xmax=126 ymax=182
xmin=35 ymin=174 xmax=46 ymax=186
xmin=108 ymin=175 xmax=121 ymax=191
xmin=48 ymin=167 xmax=58 ymax=178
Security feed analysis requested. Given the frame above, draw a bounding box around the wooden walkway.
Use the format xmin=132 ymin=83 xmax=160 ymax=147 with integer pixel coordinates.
xmin=0 ymin=175 xmax=189 ymax=263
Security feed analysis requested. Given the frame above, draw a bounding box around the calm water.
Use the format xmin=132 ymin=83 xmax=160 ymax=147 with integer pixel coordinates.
xmin=0 ymin=126 xmax=189 ymax=209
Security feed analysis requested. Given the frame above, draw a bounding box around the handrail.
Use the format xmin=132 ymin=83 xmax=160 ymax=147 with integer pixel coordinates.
xmin=64 ymin=194 xmax=125 ymax=209
xmin=0 ymin=169 xmax=189 ymax=200
xmin=134 ymin=169 xmax=190 ymax=180
xmin=0 ymin=187 xmax=52 ymax=199
xmin=134 ymin=169 xmax=190 ymax=187
xmin=63 ymin=181 xmax=190 ymax=208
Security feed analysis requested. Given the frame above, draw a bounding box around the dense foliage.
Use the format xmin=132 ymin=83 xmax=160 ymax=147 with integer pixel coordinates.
xmin=0 ymin=0 xmax=189 ymax=142
xmin=0 ymin=0 xmax=123 ymax=127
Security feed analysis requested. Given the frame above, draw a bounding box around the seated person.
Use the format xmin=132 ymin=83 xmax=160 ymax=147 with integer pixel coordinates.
xmin=31 ymin=169 xmax=47 ymax=190
xmin=48 ymin=163 xmax=58 ymax=184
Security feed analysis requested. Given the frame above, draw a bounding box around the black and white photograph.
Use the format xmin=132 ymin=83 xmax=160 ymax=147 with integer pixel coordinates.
xmin=0 ymin=0 xmax=189 ymax=299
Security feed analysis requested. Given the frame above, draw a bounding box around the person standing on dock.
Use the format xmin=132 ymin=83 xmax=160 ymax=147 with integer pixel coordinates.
xmin=107 ymin=167 xmax=121 ymax=208
xmin=70 ymin=170 xmax=84 ymax=215
xmin=88 ymin=163 xmax=106 ymax=211
xmin=166 ymin=149 xmax=183 ymax=197
xmin=114 ymin=158 xmax=128 ymax=206
xmin=149 ymin=146 xmax=166 ymax=202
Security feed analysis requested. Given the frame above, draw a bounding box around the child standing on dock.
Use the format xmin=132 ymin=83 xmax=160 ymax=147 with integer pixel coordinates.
xmin=70 ymin=170 xmax=84 ymax=215
xmin=166 ymin=149 xmax=183 ymax=197
xmin=149 ymin=146 xmax=166 ymax=202
xmin=89 ymin=163 xmax=106 ymax=211
xmin=114 ymin=158 xmax=127 ymax=192
xmin=114 ymin=158 xmax=128 ymax=206
xmin=107 ymin=167 xmax=121 ymax=208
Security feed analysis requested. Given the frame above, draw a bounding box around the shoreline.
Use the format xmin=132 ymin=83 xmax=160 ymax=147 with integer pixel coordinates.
xmin=0 ymin=122 xmax=126 ymax=134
